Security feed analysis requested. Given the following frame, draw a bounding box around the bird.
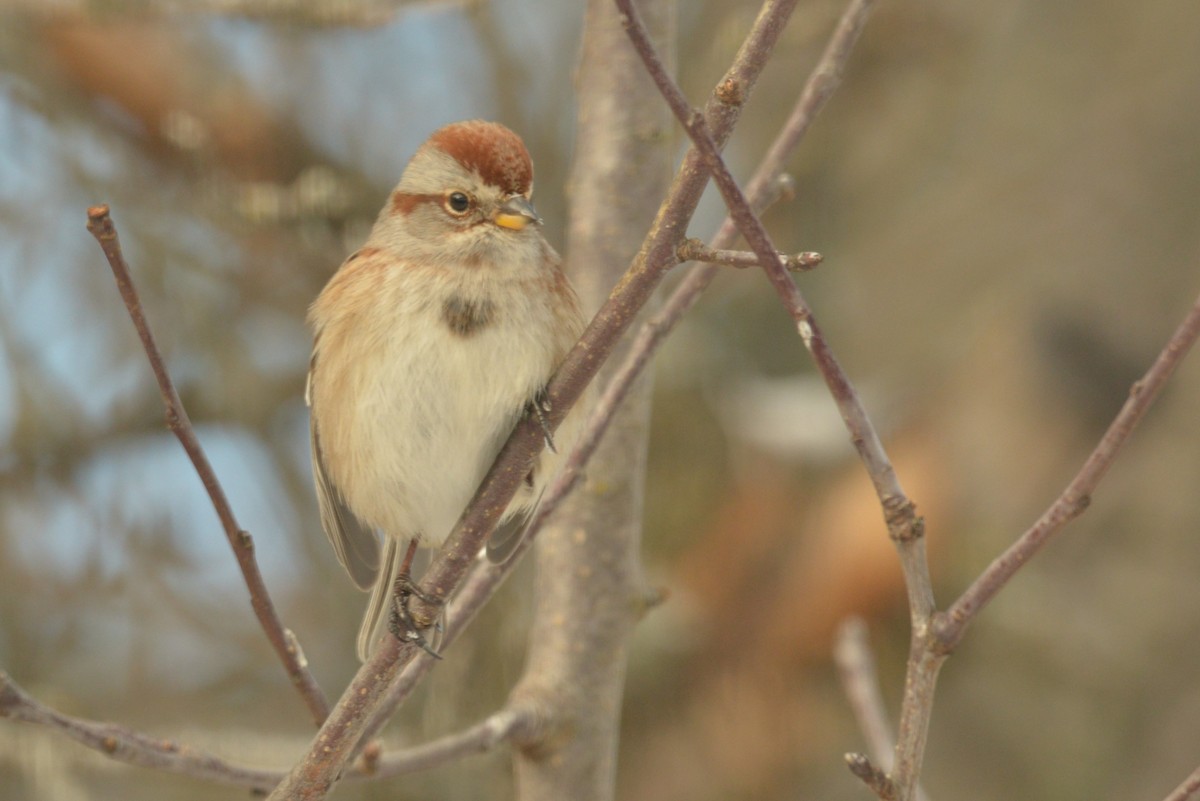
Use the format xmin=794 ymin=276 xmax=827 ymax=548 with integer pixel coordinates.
xmin=306 ymin=120 xmax=585 ymax=660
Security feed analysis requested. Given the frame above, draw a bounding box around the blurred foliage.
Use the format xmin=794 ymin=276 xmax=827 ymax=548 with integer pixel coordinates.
xmin=2 ymin=1 xmax=1200 ymax=800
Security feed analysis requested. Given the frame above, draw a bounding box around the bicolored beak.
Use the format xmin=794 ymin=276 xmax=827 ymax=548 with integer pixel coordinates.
xmin=493 ymin=195 xmax=543 ymax=230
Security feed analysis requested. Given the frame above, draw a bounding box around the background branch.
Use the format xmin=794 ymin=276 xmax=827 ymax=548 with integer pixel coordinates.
xmin=934 ymin=290 xmax=1200 ymax=649
xmin=0 ymin=671 xmax=280 ymax=793
xmin=1162 ymin=765 xmax=1200 ymax=801
xmin=677 ymin=238 xmax=822 ymax=272
xmin=0 ymin=669 xmax=531 ymax=789
xmin=835 ymin=620 xmax=932 ymax=801
xmin=507 ymin=0 xmax=671 ymax=798
xmin=84 ymin=205 xmax=330 ymax=728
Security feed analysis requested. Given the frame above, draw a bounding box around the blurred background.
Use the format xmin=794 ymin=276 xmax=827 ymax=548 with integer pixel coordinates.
xmin=2 ymin=1 xmax=1200 ymax=799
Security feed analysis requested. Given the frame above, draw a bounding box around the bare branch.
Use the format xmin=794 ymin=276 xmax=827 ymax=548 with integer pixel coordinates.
xmin=835 ymin=620 xmax=932 ymax=801
xmin=934 ymin=290 xmax=1200 ymax=651
xmin=539 ymin=0 xmax=876 ymax=553
xmin=266 ymin=1 xmax=810 ymax=796
xmin=613 ymin=3 xmax=955 ymax=797
xmin=614 ymin=0 xmax=919 ymax=575
xmin=373 ymin=705 xmax=534 ymax=777
xmin=0 ymin=669 xmax=531 ymax=789
xmin=834 ymin=619 xmax=895 ymax=770
xmin=85 ymin=205 xmax=330 ymax=728
xmin=677 ymin=237 xmax=822 ymax=272
xmin=1162 ymin=765 xmax=1200 ymax=801
xmin=845 ymin=752 xmax=897 ymax=800
xmin=0 ymin=670 xmax=280 ymax=792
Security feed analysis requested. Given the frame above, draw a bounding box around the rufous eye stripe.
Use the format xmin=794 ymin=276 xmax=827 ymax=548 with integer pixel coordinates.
xmin=390 ymin=192 xmax=440 ymax=216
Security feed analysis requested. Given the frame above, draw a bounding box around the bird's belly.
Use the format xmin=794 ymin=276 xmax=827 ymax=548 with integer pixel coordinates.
xmin=325 ymin=316 xmax=547 ymax=545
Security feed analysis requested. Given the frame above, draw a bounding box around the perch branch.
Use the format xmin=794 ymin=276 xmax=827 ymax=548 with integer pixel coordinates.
xmin=85 ymin=205 xmax=330 ymax=727
xmin=361 ymin=0 xmax=880 ymax=773
xmin=266 ymin=2 xmax=810 ymax=798
xmin=357 ymin=0 xmax=872 ymax=745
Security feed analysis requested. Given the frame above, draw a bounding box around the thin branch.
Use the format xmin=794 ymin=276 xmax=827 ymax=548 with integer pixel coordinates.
xmin=835 ymin=620 xmax=932 ymax=801
xmin=934 ymin=290 xmax=1200 ymax=651
xmin=266 ymin=2 xmax=808 ymax=797
xmin=1162 ymin=765 xmax=1200 ymax=801
xmin=834 ymin=618 xmax=896 ymax=770
xmin=845 ymin=752 xmax=897 ymax=800
xmin=0 ymin=670 xmax=280 ymax=793
xmin=84 ymin=205 xmax=330 ymax=728
xmin=535 ymin=0 xmax=876 ymax=553
xmin=677 ymin=237 xmax=822 ymax=272
xmin=373 ymin=705 xmax=533 ymax=777
xmin=614 ymin=3 xmax=952 ymax=798
xmin=0 ymin=669 xmax=531 ymax=789
xmin=614 ymin=0 xmax=919 ymax=573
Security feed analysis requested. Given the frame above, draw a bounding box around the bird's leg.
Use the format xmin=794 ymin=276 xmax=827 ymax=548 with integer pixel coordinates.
xmin=387 ymin=537 xmax=442 ymax=659
xmin=527 ymin=389 xmax=556 ymax=453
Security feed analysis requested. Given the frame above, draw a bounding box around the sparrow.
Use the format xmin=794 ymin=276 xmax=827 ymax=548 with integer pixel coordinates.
xmin=306 ymin=120 xmax=585 ymax=660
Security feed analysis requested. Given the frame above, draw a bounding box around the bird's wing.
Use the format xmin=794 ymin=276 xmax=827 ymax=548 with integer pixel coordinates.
xmin=307 ymin=358 xmax=381 ymax=591
xmin=485 ymin=483 xmax=545 ymax=564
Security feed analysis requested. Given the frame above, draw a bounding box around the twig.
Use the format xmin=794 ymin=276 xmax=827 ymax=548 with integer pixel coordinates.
xmin=934 ymin=291 xmax=1200 ymax=649
xmin=677 ymin=237 xmax=822 ymax=271
xmin=845 ymin=752 xmax=897 ymax=800
xmin=835 ymin=620 xmax=932 ymax=801
xmin=0 ymin=670 xmax=280 ymax=793
xmin=373 ymin=705 xmax=533 ymax=777
xmin=1162 ymin=765 xmax=1200 ymax=801
xmin=532 ymin=0 xmax=875 ymax=557
xmin=84 ymin=205 xmax=330 ymax=728
xmin=615 ymin=0 xmax=917 ymax=558
xmin=0 ymin=669 xmax=531 ymax=789
xmin=834 ymin=619 xmax=895 ymax=771
xmin=614 ymin=2 xmax=948 ymax=797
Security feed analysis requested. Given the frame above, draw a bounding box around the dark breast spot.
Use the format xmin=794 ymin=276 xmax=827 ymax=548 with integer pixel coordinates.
xmin=442 ymin=295 xmax=495 ymax=337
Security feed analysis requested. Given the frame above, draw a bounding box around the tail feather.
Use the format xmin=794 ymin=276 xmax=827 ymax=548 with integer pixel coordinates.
xmin=357 ymin=538 xmax=400 ymax=662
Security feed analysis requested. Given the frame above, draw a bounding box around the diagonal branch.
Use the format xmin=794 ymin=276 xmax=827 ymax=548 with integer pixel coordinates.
xmin=614 ymin=0 xmax=919 ymax=572
xmin=934 ymin=291 xmax=1200 ymax=650
xmin=266 ymin=2 xmax=810 ymax=798
xmin=85 ymin=205 xmax=330 ymax=728
xmin=1162 ymin=764 xmax=1200 ymax=801
xmin=614 ymin=2 xmax=950 ymax=797
xmin=360 ymin=0 xmax=882 ymax=771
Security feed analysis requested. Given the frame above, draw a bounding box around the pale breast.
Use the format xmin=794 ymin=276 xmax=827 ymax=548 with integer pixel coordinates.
xmin=311 ymin=260 xmax=564 ymax=544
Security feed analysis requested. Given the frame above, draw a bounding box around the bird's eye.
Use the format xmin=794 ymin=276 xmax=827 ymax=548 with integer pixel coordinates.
xmin=446 ymin=192 xmax=471 ymax=214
